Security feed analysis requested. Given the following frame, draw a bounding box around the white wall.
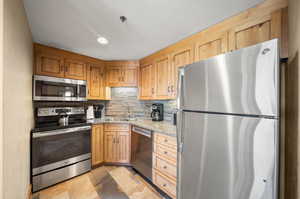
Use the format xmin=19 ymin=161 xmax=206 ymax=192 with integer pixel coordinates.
xmin=3 ymin=0 xmax=33 ymax=198
xmin=0 ymin=0 xmax=3 ymax=197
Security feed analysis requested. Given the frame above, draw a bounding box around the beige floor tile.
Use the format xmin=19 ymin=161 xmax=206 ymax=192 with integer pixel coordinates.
xmin=109 ymin=167 xmax=161 ymax=199
xmin=33 ymin=166 xmax=161 ymax=199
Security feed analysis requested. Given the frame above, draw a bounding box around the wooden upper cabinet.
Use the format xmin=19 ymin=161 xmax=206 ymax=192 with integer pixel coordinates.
xmin=35 ymin=53 xmax=65 ymax=78
xmin=123 ymin=66 xmax=138 ymax=86
xmin=64 ymin=59 xmax=86 ymax=80
xmin=139 ymin=62 xmax=155 ymax=100
xmin=155 ymin=55 xmax=173 ymax=99
xmin=87 ymin=63 xmax=108 ymax=100
xmin=106 ymin=66 xmax=122 ymax=86
xmin=229 ymin=8 xmax=288 ymax=57
xmin=194 ymin=32 xmax=228 ymax=62
xmin=92 ymin=124 xmax=104 ymax=166
xmin=171 ymin=45 xmax=194 ymax=97
xmin=106 ymin=61 xmax=138 ymax=87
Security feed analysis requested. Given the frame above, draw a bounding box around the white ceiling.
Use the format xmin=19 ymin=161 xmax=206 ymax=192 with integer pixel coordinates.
xmin=23 ymin=0 xmax=264 ymax=60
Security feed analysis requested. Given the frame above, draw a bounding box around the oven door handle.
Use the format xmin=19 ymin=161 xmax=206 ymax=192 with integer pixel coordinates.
xmin=32 ymin=126 xmax=91 ymax=138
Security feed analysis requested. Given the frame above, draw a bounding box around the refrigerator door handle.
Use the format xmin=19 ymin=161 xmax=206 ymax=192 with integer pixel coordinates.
xmin=177 ymin=68 xmax=184 ymax=110
xmin=176 ymin=110 xmax=183 ymax=153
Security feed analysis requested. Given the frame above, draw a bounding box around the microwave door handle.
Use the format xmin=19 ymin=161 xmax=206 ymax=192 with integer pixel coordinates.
xmin=77 ymin=84 xmax=80 ymax=99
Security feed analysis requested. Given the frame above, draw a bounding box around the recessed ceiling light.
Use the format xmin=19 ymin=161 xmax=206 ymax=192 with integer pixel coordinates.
xmin=97 ymin=36 xmax=109 ymax=45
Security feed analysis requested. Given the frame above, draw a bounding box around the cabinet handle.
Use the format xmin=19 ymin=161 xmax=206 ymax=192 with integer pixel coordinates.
xmin=164 ymin=139 xmax=168 ymax=142
xmin=168 ymin=86 xmax=170 ymax=93
xmin=171 ymin=85 xmax=174 ymax=92
xmin=164 ymin=151 xmax=168 ymax=155
xmin=113 ymin=138 xmax=115 ymax=143
xmin=152 ymin=88 xmax=154 ymax=94
xmin=163 ymin=184 xmax=167 ymax=187
xmin=60 ymin=64 xmax=64 ymax=72
xmin=65 ymin=65 xmax=68 ymax=72
xmin=163 ymin=166 xmax=167 ymax=169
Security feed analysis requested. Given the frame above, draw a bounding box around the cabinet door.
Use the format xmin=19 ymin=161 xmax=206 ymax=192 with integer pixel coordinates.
xmin=106 ymin=66 xmax=122 ymax=87
xmin=87 ymin=63 xmax=106 ymax=100
xmin=171 ymin=45 xmax=194 ymax=97
xmin=122 ymin=66 xmax=138 ymax=87
xmin=92 ymin=125 xmax=104 ymax=166
xmin=64 ymin=59 xmax=86 ymax=80
xmin=139 ymin=63 xmax=155 ymax=99
xmin=35 ymin=53 xmax=65 ymax=78
xmin=194 ymin=32 xmax=228 ymax=62
xmin=155 ymin=56 xmax=172 ymax=99
xmin=104 ymin=131 xmax=117 ymax=162
xmin=116 ymin=131 xmax=131 ymax=163
xmin=228 ymin=9 xmax=286 ymax=56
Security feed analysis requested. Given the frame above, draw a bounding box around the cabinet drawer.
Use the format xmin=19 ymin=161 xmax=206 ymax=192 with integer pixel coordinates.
xmin=155 ymin=134 xmax=177 ymax=149
xmin=153 ymin=170 xmax=176 ymax=198
xmin=104 ymin=124 xmax=129 ymax=131
xmin=154 ymin=143 xmax=177 ymax=162
xmin=153 ymin=154 xmax=176 ymax=179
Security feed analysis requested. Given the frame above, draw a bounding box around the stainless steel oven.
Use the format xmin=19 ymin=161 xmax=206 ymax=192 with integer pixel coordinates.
xmin=33 ymin=75 xmax=87 ymax=101
xmin=31 ymin=125 xmax=91 ymax=192
xmin=131 ymin=125 xmax=153 ymax=181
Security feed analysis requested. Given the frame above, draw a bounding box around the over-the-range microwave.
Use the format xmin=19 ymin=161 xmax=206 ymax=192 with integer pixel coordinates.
xmin=33 ymin=75 xmax=87 ymax=101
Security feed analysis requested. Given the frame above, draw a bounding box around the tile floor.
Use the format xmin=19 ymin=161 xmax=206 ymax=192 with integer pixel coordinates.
xmin=32 ymin=166 xmax=163 ymax=199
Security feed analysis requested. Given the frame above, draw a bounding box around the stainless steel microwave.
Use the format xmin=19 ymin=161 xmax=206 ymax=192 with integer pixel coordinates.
xmin=33 ymin=75 xmax=87 ymax=101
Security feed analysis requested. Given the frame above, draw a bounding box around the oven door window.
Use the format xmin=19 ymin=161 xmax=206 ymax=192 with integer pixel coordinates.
xmin=32 ymin=130 xmax=91 ymax=169
xmin=35 ymin=80 xmax=78 ymax=98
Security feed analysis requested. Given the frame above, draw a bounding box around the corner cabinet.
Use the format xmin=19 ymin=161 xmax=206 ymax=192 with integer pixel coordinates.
xmin=106 ymin=61 xmax=139 ymax=87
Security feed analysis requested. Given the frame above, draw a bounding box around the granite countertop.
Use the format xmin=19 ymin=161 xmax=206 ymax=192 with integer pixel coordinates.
xmin=87 ymin=118 xmax=177 ymax=137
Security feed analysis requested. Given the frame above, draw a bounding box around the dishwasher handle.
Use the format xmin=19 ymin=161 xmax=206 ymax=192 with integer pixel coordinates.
xmin=132 ymin=126 xmax=152 ymax=138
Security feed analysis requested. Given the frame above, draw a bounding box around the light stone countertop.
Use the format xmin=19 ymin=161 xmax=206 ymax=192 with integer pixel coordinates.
xmin=87 ymin=118 xmax=177 ymax=137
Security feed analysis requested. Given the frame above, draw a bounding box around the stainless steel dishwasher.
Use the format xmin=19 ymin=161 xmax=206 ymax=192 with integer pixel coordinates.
xmin=131 ymin=125 xmax=153 ymax=181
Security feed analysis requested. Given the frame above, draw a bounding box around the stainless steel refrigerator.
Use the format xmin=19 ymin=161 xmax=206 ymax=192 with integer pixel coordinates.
xmin=177 ymin=39 xmax=280 ymax=199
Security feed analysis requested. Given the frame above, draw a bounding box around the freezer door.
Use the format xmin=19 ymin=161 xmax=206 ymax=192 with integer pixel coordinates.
xmin=180 ymin=39 xmax=279 ymax=117
xmin=177 ymin=111 xmax=278 ymax=199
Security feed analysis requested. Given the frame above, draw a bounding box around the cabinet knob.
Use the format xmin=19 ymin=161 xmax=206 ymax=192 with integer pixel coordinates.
xmin=163 ymin=166 xmax=167 ymax=169
xmin=164 ymin=139 xmax=168 ymax=142
xmin=164 ymin=151 xmax=168 ymax=154
xmin=163 ymin=184 xmax=167 ymax=187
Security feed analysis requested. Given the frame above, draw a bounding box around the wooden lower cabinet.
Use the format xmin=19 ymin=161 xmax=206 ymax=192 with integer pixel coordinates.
xmin=153 ymin=169 xmax=177 ymax=199
xmin=104 ymin=124 xmax=131 ymax=164
xmin=91 ymin=124 xmax=104 ymax=166
xmin=153 ymin=133 xmax=177 ymax=199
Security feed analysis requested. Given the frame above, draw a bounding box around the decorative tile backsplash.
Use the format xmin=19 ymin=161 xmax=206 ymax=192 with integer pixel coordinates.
xmin=105 ymin=88 xmax=177 ymax=122
xmin=33 ymin=87 xmax=177 ymax=123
